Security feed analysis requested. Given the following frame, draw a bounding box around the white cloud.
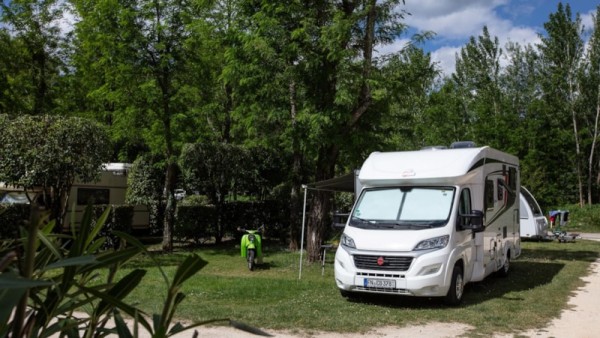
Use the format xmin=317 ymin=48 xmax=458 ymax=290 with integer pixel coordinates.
xmin=431 ymin=46 xmax=461 ymax=79
xmin=403 ymin=0 xmax=509 ymax=40
xmin=581 ymin=9 xmax=596 ymax=33
xmin=374 ymin=38 xmax=411 ymax=57
xmin=400 ymin=0 xmax=546 ymax=77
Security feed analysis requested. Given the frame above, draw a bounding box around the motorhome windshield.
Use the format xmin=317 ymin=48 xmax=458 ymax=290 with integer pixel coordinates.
xmin=350 ymin=187 xmax=455 ymax=229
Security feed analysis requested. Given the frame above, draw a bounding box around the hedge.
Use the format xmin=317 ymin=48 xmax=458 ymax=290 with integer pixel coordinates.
xmin=0 ymin=204 xmax=30 ymax=240
xmin=174 ymin=200 xmax=290 ymax=244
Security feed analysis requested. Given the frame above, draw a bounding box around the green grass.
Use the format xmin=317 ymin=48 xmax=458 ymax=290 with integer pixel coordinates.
xmin=118 ymin=239 xmax=600 ymax=337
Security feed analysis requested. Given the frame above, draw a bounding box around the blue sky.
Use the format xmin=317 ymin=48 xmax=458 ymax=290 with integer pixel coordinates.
xmin=381 ymin=0 xmax=599 ymax=77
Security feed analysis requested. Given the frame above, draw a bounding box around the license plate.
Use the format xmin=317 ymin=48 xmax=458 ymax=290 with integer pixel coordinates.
xmin=364 ymin=278 xmax=396 ymax=289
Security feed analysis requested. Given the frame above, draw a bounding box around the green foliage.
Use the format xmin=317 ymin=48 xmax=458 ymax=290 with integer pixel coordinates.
xmin=0 ymin=114 xmax=112 ymax=226
xmin=175 ymin=205 xmax=217 ymax=245
xmin=0 ymin=204 xmax=29 ymax=240
xmin=0 ymin=203 xmax=265 ymax=337
xmin=92 ymin=205 xmax=134 ymax=250
xmin=0 ymin=0 xmax=67 ymax=115
xmin=174 ymin=201 xmax=290 ymax=244
xmin=551 ymin=204 xmax=600 ymax=232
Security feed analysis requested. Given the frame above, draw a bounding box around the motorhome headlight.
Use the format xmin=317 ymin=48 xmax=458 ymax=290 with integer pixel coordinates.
xmin=340 ymin=233 xmax=356 ymax=249
xmin=413 ymin=235 xmax=449 ymax=251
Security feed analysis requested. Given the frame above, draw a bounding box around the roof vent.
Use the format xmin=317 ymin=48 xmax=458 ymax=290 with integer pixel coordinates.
xmin=450 ymin=141 xmax=476 ymax=149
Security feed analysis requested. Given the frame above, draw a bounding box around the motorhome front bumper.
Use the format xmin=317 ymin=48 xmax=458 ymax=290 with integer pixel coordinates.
xmin=334 ymin=245 xmax=451 ymax=297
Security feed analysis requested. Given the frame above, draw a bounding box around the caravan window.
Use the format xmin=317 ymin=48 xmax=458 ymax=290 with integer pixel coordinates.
xmin=77 ymin=188 xmax=110 ymax=205
xmin=350 ymin=187 xmax=455 ymax=229
xmin=521 ymin=188 xmax=542 ymax=217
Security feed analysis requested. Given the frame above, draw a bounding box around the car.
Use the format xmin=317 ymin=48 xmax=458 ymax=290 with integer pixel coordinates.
xmin=174 ymin=189 xmax=186 ymax=200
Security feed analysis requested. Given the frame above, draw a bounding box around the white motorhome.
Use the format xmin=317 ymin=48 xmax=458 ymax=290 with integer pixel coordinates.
xmin=334 ymin=145 xmax=521 ymax=305
xmin=64 ymin=163 xmax=150 ymax=231
xmin=519 ymin=187 xmax=548 ymax=239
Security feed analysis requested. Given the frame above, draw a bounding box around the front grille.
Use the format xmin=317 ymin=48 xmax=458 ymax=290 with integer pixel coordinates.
xmin=353 ymin=255 xmax=413 ymax=271
xmin=354 ymin=286 xmax=410 ymax=294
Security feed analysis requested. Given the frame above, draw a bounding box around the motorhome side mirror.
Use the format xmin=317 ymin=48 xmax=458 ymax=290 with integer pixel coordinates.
xmin=459 ymin=210 xmax=484 ymax=232
xmin=332 ymin=212 xmax=349 ymax=229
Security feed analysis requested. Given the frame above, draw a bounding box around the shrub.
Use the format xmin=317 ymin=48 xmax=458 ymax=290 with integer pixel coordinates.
xmin=92 ymin=204 xmax=134 ymax=250
xmin=174 ymin=205 xmax=217 ymax=244
xmin=0 ymin=204 xmax=30 ymax=240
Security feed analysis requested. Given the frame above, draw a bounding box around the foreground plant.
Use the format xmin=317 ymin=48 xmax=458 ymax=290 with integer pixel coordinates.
xmin=0 ymin=205 xmax=270 ymax=337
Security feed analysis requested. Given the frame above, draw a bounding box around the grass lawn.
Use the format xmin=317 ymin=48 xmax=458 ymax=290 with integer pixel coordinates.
xmin=117 ymin=238 xmax=600 ymax=337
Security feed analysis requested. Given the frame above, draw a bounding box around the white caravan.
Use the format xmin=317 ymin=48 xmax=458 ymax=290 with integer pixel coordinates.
xmin=64 ymin=163 xmax=150 ymax=231
xmin=1 ymin=164 xmax=150 ymax=231
xmin=519 ymin=187 xmax=548 ymax=239
xmin=334 ymin=145 xmax=521 ymax=305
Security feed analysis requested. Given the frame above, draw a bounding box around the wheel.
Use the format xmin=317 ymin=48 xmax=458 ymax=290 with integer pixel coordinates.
xmin=444 ymin=265 xmax=464 ymax=306
xmin=340 ymin=289 xmax=359 ymax=300
xmin=248 ymin=249 xmax=255 ymax=271
xmin=497 ymin=255 xmax=510 ymax=277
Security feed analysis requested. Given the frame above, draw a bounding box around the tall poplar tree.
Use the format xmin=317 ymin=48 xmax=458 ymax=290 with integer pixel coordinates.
xmin=538 ymin=2 xmax=585 ymax=205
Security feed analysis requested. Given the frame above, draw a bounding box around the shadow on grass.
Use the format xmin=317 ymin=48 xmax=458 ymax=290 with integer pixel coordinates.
xmin=341 ymin=244 xmax=600 ymax=309
xmin=340 ymin=260 xmax=566 ymax=309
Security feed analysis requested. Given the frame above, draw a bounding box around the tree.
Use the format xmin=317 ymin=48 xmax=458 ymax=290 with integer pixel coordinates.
xmin=538 ymin=2 xmax=585 ymax=205
xmin=453 ymin=26 xmax=510 ymax=149
xmin=581 ymin=6 xmax=600 ymax=204
xmin=179 ymin=142 xmax=251 ymax=243
xmin=71 ymin=0 xmax=201 ymax=252
xmin=0 ymin=115 xmax=112 ymax=229
xmin=294 ymin=0 xmax=407 ymax=261
xmin=0 ymin=0 xmax=67 ymax=115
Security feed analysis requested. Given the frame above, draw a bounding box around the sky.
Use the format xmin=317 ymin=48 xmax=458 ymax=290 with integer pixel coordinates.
xmin=381 ymin=0 xmax=599 ymax=77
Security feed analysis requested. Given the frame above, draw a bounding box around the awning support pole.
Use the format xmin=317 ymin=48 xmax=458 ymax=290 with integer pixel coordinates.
xmin=299 ymin=184 xmax=308 ymax=280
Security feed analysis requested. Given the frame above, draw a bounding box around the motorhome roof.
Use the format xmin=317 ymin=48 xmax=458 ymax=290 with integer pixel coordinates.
xmin=359 ymin=146 xmax=518 ymax=185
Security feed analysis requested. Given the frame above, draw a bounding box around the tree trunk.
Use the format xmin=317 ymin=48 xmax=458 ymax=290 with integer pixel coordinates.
xmin=306 ymin=146 xmax=338 ymax=262
xmin=162 ymin=160 xmax=176 ymax=252
xmin=288 ymin=79 xmax=301 ymax=251
xmin=589 ymin=85 xmax=600 ymax=205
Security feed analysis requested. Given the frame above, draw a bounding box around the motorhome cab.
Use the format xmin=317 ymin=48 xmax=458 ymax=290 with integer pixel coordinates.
xmin=519 ymin=187 xmax=548 ymax=239
xmin=334 ymin=145 xmax=521 ymax=305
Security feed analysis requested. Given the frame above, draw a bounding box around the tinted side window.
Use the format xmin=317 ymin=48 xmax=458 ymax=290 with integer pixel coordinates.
xmin=457 ymin=188 xmax=472 ymax=228
xmin=77 ymin=188 xmax=110 ymax=205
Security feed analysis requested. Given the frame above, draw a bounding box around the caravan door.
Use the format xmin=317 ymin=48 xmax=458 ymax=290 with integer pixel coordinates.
xmin=520 ymin=187 xmax=548 ymax=239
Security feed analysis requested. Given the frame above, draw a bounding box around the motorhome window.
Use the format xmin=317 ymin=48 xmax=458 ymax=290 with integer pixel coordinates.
xmin=485 ymin=179 xmax=494 ymax=209
xmin=457 ymin=189 xmax=472 ymax=228
xmin=509 ymin=167 xmax=517 ymax=190
xmin=350 ymin=187 xmax=454 ymax=229
xmin=497 ymin=179 xmax=505 ymax=200
xmin=77 ymin=188 xmax=110 ymax=205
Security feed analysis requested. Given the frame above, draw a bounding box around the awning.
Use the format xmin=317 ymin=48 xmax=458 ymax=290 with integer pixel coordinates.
xmin=299 ymin=170 xmax=360 ymax=279
xmin=305 ymin=170 xmax=359 ymax=193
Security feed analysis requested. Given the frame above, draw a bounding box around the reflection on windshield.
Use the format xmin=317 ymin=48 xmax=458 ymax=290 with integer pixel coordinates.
xmin=350 ymin=187 xmax=455 ymax=229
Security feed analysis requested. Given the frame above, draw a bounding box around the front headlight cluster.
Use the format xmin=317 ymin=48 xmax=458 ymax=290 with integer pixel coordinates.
xmin=413 ymin=235 xmax=449 ymax=251
xmin=340 ymin=233 xmax=356 ymax=249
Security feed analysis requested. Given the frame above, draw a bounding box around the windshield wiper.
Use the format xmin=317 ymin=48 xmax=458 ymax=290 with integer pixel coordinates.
xmin=350 ymin=216 xmax=375 ymax=227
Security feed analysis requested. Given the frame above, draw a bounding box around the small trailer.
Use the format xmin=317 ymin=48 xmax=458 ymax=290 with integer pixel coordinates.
xmin=519 ymin=187 xmax=548 ymax=240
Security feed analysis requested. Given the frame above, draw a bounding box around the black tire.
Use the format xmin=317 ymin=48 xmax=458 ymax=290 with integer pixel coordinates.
xmin=497 ymin=254 xmax=510 ymax=278
xmin=340 ymin=289 xmax=358 ymax=300
xmin=444 ymin=265 xmax=464 ymax=306
xmin=248 ymin=249 xmax=255 ymax=271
